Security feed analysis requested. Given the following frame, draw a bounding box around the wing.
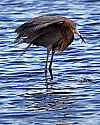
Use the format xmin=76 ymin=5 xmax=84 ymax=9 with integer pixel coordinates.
xmin=15 ymin=16 xmax=66 ymax=33
xmin=15 ymin=15 xmax=66 ymax=44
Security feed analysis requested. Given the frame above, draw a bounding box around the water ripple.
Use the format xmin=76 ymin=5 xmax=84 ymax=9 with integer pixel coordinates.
xmin=0 ymin=0 xmax=100 ymax=125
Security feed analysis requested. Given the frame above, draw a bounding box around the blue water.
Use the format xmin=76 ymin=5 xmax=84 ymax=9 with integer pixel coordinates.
xmin=0 ymin=0 xmax=100 ymax=125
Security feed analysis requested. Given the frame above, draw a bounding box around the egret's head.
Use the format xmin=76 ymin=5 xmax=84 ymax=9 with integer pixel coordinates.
xmin=65 ymin=20 xmax=86 ymax=43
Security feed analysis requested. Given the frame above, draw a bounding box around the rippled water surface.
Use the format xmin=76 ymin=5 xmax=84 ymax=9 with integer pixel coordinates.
xmin=0 ymin=0 xmax=100 ymax=125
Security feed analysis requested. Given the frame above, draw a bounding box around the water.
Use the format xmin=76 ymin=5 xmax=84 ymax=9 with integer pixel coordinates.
xmin=0 ymin=0 xmax=100 ymax=124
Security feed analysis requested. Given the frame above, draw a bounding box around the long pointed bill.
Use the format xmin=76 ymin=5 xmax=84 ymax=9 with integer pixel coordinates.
xmin=75 ymin=30 xmax=86 ymax=43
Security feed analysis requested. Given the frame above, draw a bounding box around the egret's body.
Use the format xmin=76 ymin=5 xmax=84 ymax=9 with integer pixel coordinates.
xmin=15 ymin=15 xmax=85 ymax=80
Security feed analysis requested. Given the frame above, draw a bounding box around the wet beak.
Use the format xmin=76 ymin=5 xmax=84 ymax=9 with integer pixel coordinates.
xmin=74 ymin=30 xmax=86 ymax=43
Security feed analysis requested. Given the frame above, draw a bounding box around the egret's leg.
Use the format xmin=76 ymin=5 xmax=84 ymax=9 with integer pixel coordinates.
xmin=45 ymin=49 xmax=50 ymax=80
xmin=49 ymin=50 xmax=55 ymax=80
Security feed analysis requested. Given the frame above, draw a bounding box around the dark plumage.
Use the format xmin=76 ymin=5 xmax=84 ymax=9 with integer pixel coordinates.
xmin=15 ymin=15 xmax=85 ymax=81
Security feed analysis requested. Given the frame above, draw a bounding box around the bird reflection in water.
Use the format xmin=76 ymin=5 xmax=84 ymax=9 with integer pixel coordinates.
xmin=18 ymin=83 xmax=79 ymax=125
